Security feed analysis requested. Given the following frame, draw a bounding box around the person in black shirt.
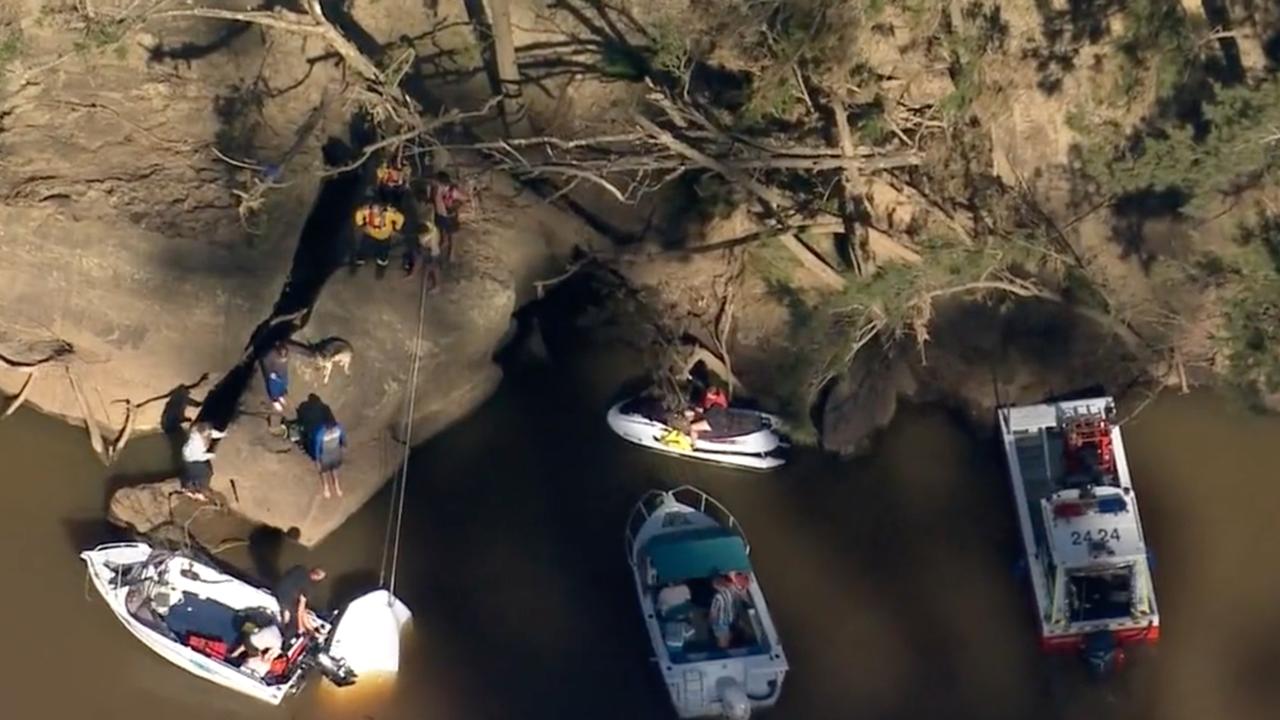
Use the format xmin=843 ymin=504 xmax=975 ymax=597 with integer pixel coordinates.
xmin=273 ymin=565 xmax=327 ymax=640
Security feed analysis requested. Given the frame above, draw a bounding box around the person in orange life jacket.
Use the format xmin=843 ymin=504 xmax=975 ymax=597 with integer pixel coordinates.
xmin=431 ymin=171 xmax=466 ymax=263
xmin=351 ymin=201 xmax=406 ymax=275
xmin=375 ymin=152 xmax=411 ymax=203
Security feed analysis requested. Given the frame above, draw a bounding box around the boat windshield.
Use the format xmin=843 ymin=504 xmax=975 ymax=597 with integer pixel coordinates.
xmin=1067 ymin=568 xmax=1133 ymax=622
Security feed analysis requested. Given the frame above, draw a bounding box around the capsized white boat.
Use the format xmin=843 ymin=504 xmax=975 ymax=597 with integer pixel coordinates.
xmin=625 ymin=486 xmax=788 ymax=719
xmin=607 ymin=396 xmax=788 ymax=471
xmin=998 ymin=397 xmax=1159 ymax=674
xmin=80 ymin=542 xmax=408 ymax=705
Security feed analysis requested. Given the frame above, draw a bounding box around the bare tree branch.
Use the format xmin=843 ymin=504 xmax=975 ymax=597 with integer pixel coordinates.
xmin=152 ymin=1 xmax=384 ymax=83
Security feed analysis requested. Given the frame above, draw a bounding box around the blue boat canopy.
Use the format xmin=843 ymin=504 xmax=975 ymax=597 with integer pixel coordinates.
xmin=643 ymin=527 xmax=750 ymax=585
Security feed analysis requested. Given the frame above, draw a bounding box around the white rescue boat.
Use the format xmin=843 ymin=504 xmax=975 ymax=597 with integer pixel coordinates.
xmin=998 ymin=397 xmax=1159 ymax=674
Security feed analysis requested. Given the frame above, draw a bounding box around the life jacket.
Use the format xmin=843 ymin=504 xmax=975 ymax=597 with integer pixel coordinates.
xmin=359 ymin=206 xmax=387 ymax=229
xmin=376 ymin=163 xmax=407 ymax=188
xmin=356 ymin=206 xmax=403 ymax=240
xmin=185 ymin=634 xmax=228 ymax=660
xmin=700 ymin=387 xmax=729 ymax=411
xmin=439 ymin=185 xmax=463 ymax=214
xmin=316 ymin=423 xmax=344 ymax=465
xmin=659 ymin=428 xmax=693 ymax=451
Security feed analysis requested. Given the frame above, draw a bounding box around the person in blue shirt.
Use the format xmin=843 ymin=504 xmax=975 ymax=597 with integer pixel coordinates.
xmin=309 ymin=419 xmax=346 ymax=499
xmin=259 ymin=343 xmax=289 ymax=414
xmin=279 ymin=393 xmax=347 ymax=499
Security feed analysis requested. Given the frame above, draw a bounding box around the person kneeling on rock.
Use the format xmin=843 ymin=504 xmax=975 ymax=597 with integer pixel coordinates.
xmin=181 ymin=421 xmax=227 ymax=502
xmin=352 ymin=201 xmax=406 ymax=278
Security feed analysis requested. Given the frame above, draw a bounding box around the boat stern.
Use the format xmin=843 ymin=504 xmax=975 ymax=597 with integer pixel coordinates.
xmin=660 ymin=653 xmax=788 ymax=719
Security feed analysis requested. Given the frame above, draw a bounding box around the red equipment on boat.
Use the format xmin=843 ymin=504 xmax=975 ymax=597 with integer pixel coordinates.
xmin=1064 ymin=414 xmax=1116 ymax=476
xmin=185 ymin=634 xmax=228 ymax=660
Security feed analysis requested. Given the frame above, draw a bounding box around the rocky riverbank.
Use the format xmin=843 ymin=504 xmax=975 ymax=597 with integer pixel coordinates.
xmin=0 ymin=0 xmax=602 ymax=545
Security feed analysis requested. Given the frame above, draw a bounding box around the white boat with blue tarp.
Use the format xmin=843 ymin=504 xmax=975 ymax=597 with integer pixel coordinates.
xmin=998 ymin=396 xmax=1159 ymax=674
xmin=80 ymin=542 xmax=408 ymax=704
xmin=625 ymin=486 xmax=788 ymax=719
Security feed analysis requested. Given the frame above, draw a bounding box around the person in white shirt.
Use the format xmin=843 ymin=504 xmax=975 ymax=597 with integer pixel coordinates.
xmin=180 ymin=421 xmax=227 ymax=501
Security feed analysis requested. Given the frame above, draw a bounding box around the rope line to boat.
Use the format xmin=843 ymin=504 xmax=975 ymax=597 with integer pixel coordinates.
xmin=380 ymin=265 xmax=431 ymax=600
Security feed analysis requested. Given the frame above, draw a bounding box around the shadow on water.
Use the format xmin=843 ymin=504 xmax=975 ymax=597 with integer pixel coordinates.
xmin=363 ymin=352 xmax=668 ymax=719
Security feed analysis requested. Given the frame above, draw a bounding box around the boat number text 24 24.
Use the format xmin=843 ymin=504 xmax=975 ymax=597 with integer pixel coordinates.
xmin=1070 ymin=529 xmax=1121 ymax=545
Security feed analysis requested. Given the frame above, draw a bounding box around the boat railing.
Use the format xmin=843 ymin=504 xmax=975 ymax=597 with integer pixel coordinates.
xmin=624 ymin=485 xmax=748 ymax=565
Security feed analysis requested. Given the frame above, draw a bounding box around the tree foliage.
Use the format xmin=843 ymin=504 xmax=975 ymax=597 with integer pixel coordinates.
xmin=1214 ymin=212 xmax=1280 ymax=397
xmin=1072 ymin=76 xmax=1280 ymax=214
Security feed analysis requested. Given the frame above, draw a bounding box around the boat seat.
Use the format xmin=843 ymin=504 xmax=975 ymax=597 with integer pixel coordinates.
xmin=700 ymin=409 xmax=766 ymax=439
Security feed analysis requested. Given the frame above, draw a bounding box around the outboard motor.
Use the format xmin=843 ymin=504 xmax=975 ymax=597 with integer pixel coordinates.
xmin=307 ymin=645 xmax=358 ymax=688
xmin=716 ymin=676 xmax=751 ymax=720
xmin=1082 ymin=630 xmax=1124 ymax=679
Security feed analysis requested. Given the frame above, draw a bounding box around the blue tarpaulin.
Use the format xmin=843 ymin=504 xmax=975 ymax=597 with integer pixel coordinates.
xmin=644 ymin=527 xmax=750 ymax=584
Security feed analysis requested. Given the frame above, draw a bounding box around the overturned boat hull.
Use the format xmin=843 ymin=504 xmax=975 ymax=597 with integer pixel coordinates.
xmin=606 ymin=400 xmax=788 ymax=471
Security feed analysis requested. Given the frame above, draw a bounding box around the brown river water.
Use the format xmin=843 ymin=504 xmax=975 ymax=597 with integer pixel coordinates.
xmin=3 ymin=348 xmax=1280 ymax=720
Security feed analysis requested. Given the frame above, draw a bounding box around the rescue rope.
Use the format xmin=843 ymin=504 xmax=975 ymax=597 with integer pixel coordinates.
xmin=379 ymin=264 xmax=431 ymax=600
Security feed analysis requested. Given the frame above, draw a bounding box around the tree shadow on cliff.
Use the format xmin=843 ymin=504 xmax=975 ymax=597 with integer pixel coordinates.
xmin=1023 ymin=0 xmax=1124 ymax=94
xmin=147 ymin=0 xmax=291 ymax=67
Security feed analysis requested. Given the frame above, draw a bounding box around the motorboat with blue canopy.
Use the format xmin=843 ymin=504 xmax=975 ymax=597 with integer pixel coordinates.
xmin=625 ymin=486 xmax=788 ymax=719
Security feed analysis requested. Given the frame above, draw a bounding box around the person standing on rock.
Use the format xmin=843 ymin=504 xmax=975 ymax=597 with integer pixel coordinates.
xmin=259 ymin=342 xmax=290 ymax=415
xmin=180 ymin=421 xmax=226 ymax=501
xmin=374 ymin=149 xmax=411 ymax=204
xmin=403 ymin=195 xmax=443 ymax=292
xmin=431 ymin=171 xmax=466 ymax=266
xmin=351 ymin=201 xmax=406 ymax=278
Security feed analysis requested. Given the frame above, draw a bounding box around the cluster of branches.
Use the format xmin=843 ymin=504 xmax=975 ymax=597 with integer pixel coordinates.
xmin=437 ymin=85 xmax=921 ymax=204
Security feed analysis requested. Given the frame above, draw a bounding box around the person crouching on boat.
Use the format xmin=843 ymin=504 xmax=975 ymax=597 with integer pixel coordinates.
xmin=709 ymin=572 xmax=751 ymax=649
xmin=274 ymin=565 xmax=327 ymax=642
xmin=230 ymin=620 xmax=284 ymax=678
xmin=180 ymin=421 xmax=227 ymax=502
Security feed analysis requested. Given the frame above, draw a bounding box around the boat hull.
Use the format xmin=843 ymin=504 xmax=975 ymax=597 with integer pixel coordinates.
xmin=81 ymin=543 xmax=299 ymax=705
xmin=626 ymin=488 xmax=788 ymax=718
xmin=1040 ymin=623 xmax=1160 ymax=653
xmin=999 ymin=397 xmax=1160 ymax=658
xmin=606 ymin=401 xmax=787 ymax=471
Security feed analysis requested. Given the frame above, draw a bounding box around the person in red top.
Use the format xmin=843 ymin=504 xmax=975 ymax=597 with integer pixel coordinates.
xmin=700 ymin=385 xmax=729 ymax=411
xmin=431 ymin=171 xmax=466 ymax=265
